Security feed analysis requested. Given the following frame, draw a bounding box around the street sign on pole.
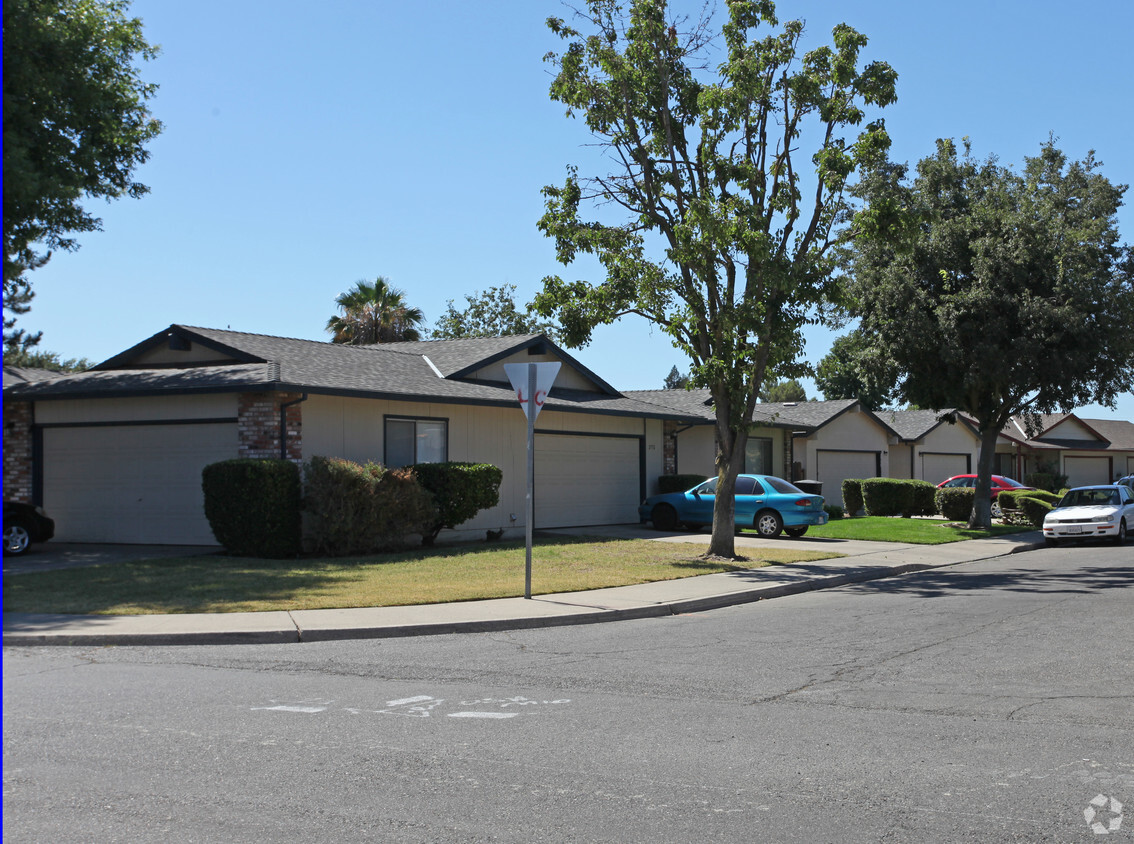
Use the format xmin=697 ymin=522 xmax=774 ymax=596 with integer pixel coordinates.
xmin=504 ymin=362 xmax=561 ymax=599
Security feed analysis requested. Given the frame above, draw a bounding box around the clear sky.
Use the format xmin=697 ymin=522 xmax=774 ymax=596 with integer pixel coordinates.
xmin=20 ymin=0 xmax=1134 ymax=422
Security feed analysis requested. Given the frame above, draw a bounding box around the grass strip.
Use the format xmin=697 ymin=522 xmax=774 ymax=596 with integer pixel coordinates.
xmin=4 ymin=535 xmax=841 ymax=616
xmin=785 ymin=516 xmax=1032 ymax=545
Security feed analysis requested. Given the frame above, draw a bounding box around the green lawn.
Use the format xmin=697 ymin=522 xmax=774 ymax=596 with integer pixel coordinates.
xmin=772 ymin=516 xmax=1033 ymax=544
xmin=3 ymin=535 xmax=841 ymax=616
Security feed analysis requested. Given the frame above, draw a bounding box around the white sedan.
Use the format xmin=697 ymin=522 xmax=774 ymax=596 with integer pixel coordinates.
xmin=1043 ymin=485 xmax=1134 ymax=546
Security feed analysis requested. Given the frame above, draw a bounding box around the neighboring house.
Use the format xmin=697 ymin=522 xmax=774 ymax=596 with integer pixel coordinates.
xmin=993 ymin=414 xmax=1134 ymax=486
xmin=2 ymin=326 xmax=705 ymax=545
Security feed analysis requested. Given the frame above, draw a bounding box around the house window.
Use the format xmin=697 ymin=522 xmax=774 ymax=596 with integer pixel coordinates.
xmin=385 ymin=417 xmax=447 ymax=467
xmin=744 ymin=437 xmax=773 ymax=475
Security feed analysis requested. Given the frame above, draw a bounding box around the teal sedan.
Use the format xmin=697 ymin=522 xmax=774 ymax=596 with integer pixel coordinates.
xmin=638 ymin=474 xmax=829 ymax=538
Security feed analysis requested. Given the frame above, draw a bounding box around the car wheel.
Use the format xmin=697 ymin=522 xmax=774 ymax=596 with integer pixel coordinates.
xmin=651 ymin=504 xmax=679 ymax=532
xmin=4 ymin=522 xmax=32 ymax=556
xmin=1115 ymin=518 xmax=1128 ymax=546
xmin=991 ymin=500 xmax=1002 ymax=519
xmin=754 ymin=509 xmax=783 ymax=538
xmin=784 ymin=526 xmax=808 ymax=538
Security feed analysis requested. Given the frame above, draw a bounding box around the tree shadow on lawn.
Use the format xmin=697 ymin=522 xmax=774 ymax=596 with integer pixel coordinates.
xmin=838 ymin=564 xmax=1134 ymax=599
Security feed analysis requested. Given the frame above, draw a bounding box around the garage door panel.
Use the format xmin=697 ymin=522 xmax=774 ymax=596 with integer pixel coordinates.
xmin=44 ymin=423 xmax=237 ymax=545
xmin=535 ymin=434 xmax=640 ymax=528
xmin=1063 ymin=456 xmax=1111 ymax=488
xmin=816 ymin=450 xmax=878 ymax=508
xmin=922 ymin=453 xmax=970 ymax=485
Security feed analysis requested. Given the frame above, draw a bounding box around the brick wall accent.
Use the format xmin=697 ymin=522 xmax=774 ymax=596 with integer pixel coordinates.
xmin=237 ymin=392 xmax=304 ymax=461
xmin=783 ymin=434 xmax=794 ymax=480
xmin=3 ymin=401 xmax=33 ymax=503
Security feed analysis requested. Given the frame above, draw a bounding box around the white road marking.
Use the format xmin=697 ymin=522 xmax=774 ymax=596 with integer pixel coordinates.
xmin=251 ymin=705 xmax=327 ymax=713
xmin=385 ymin=695 xmax=435 ymax=707
xmin=448 ymin=712 xmax=518 ymax=719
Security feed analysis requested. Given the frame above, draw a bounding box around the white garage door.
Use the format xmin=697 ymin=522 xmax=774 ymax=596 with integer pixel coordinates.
xmin=43 ymin=422 xmax=238 ymax=545
xmin=1063 ymin=456 xmax=1111 ymax=488
xmin=534 ymin=434 xmax=641 ymax=528
xmin=816 ymin=450 xmax=879 ymax=508
xmin=922 ymin=453 xmax=970 ymax=485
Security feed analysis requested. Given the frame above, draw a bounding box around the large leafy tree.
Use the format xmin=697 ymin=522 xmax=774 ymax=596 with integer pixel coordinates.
xmin=431 ymin=284 xmax=561 ymax=341
xmin=849 ymin=138 xmax=1134 ymax=527
xmin=326 ymin=277 xmax=425 ymax=345
xmin=3 ymin=0 xmax=162 ymax=346
xmin=760 ymin=379 xmax=807 ymax=403
xmin=814 ymin=328 xmax=898 ymax=410
xmin=534 ymin=0 xmax=897 ymax=557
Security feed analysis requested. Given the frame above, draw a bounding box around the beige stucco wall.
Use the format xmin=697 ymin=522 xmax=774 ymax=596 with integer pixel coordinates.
xmin=912 ymin=422 xmax=979 ymax=481
xmin=795 ymin=407 xmax=891 ymax=479
xmin=672 ymin=424 xmax=787 ymax=481
xmin=461 ymin=349 xmax=598 ymax=392
xmin=303 ymin=395 xmax=662 ymax=538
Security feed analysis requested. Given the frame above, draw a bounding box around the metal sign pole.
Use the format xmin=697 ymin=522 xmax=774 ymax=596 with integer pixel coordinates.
xmin=525 ymin=363 xmax=535 ymax=599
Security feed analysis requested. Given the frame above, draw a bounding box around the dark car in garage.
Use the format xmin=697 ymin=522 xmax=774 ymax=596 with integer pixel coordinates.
xmin=3 ymin=502 xmax=55 ymax=556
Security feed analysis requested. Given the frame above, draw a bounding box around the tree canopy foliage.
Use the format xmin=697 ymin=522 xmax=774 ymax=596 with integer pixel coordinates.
xmin=662 ymin=365 xmax=690 ymax=390
xmin=848 ymin=138 xmax=1134 ymax=527
xmin=534 ymin=0 xmax=897 ymax=556
xmin=814 ymin=328 xmax=898 ymax=410
xmin=3 ymin=0 xmax=161 ymax=347
xmin=431 ymin=284 xmax=561 ymax=341
xmin=326 ymin=277 xmax=425 ymax=345
xmin=759 ymin=379 xmax=807 ymax=403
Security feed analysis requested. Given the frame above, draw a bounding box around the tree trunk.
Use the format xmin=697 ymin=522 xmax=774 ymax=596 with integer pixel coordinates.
xmin=707 ymin=422 xmax=748 ymax=559
xmin=968 ymin=425 xmax=1000 ymax=529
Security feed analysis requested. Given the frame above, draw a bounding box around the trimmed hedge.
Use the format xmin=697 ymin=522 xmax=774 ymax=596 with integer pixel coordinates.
xmin=824 ymin=504 xmax=844 ymax=520
xmin=202 ymin=458 xmax=302 ymax=558
xmin=842 ymin=479 xmax=865 ymax=517
xmin=304 ymin=457 xmax=435 ymax=555
xmin=412 ymin=462 xmax=503 ymax=545
xmin=936 ymin=487 xmax=975 ymax=522
xmin=658 ymin=474 xmax=710 ymax=494
xmin=861 ymin=478 xmax=938 ymax=518
xmin=998 ymin=489 xmax=1061 ymax=511
xmin=1017 ymin=496 xmax=1054 ymax=528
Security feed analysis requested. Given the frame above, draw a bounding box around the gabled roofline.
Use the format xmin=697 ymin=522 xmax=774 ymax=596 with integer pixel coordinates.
xmin=1041 ymin=412 xmax=1111 ymax=445
xmin=92 ymin=325 xmax=267 ymax=370
xmin=448 ymin=334 xmax=622 ymax=397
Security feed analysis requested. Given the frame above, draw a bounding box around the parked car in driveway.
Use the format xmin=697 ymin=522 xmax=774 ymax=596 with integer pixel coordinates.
xmin=3 ymin=502 xmax=55 ymax=556
xmin=936 ymin=474 xmax=1034 ymax=517
xmin=1042 ymin=485 xmax=1133 ymax=546
xmin=638 ymin=474 xmax=829 ymax=538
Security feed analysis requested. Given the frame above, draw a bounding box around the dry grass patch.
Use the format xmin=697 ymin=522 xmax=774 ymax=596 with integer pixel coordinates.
xmin=3 ymin=535 xmax=841 ymax=616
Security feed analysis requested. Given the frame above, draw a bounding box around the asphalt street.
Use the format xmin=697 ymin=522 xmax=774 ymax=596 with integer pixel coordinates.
xmin=4 ymin=544 xmax=1132 ymax=842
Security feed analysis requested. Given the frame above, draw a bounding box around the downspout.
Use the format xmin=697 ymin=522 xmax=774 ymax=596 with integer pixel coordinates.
xmin=279 ymin=394 xmax=308 ymax=460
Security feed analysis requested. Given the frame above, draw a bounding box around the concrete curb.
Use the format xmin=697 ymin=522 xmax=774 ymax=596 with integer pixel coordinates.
xmin=2 ymin=536 xmax=1048 ymax=647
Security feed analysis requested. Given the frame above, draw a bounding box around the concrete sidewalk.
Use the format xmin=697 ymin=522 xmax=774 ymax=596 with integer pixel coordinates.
xmin=2 ymin=529 xmax=1046 ymax=647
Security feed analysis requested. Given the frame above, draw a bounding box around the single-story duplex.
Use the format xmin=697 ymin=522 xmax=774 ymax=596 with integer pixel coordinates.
xmin=4 ymin=324 xmax=1132 ymax=544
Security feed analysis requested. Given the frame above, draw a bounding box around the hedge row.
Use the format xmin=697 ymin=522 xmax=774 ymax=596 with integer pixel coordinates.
xmin=861 ymin=478 xmax=938 ymax=518
xmin=202 ymin=457 xmax=502 ymax=557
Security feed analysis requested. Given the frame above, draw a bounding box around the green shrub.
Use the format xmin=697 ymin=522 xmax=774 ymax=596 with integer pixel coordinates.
xmin=1017 ymin=496 xmax=1053 ymax=528
xmin=842 ymin=479 xmax=865 ymax=516
xmin=303 ymin=457 xmax=435 ymax=555
xmin=658 ymin=474 xmax=710 ymax=494
xmin=860 ymin=478 xmax=937 ymax=517
xmin=823 ymin=504 xmax=844 ymax=520
xmin=412 ymin=462 xmax=504 ymax=545
xmin=999 ymin=489 xmax=1061 ymax=511
xmin=1025 ymin=469 xmax=1068 ymax=493
xmin=936 ymin=487 xmax=975 ymax=522
xmin=202 ymin=458 xmax=302 ymax=558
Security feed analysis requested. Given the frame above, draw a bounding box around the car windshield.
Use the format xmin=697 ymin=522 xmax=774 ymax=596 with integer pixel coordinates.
xmin=1059 ymin=488 xmax=1120 ymax=508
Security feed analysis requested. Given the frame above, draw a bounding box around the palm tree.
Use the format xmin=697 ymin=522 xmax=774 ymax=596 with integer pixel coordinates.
xmin=326 ymin=277 xmax=425 ymax=344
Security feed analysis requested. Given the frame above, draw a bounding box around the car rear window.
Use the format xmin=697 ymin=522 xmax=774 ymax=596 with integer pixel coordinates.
xmin=766 ymin=477 xmax=805 ymax=495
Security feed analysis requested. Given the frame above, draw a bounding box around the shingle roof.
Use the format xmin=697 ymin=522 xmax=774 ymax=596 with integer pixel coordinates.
xmin=4 ymin=326 xmax=700 ymax=421
xmin=875 ymin=408 xmax=964 ymax=441
xmin=2 ymin=366 xmax=69 ymax=389
xmin=623 ymin=391 xmax=864 ymax=430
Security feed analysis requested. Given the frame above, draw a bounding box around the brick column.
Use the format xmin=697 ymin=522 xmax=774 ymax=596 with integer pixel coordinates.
xmin=3 ymin=401 xmax=33 ymax=503
xmin=238 ymin=392 xmax=304 ymax=461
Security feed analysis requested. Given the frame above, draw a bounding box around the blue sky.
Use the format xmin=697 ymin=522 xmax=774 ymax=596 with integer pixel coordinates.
xmin=21 ymin=0 xmax=1134 ymax=421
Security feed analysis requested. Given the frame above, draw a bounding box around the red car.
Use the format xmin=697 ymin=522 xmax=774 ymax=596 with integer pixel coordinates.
xmin=936 ymin=474 xmax=1034 ymax=516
